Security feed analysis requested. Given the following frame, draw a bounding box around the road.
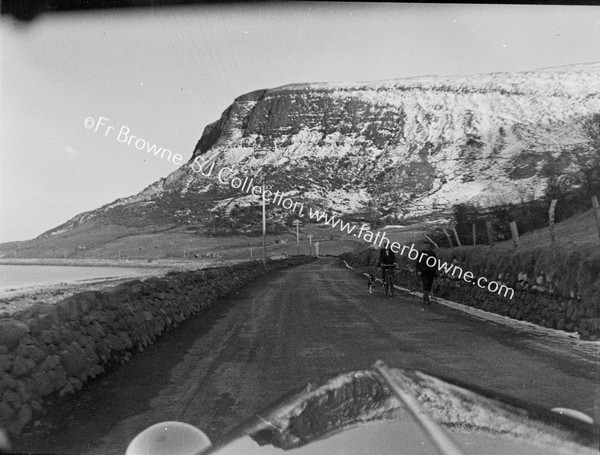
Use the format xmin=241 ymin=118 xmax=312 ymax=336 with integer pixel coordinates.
xmin=15 ymin=257 xmax=599 ymax=454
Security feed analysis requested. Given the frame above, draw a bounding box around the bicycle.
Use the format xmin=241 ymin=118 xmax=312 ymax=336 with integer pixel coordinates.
xmin=381 ymin=264 xmax=396 ymax=296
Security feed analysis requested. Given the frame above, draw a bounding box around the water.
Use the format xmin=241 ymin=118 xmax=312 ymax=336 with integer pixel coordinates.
xmin=0 ymin=264 xmax=156 ymax=293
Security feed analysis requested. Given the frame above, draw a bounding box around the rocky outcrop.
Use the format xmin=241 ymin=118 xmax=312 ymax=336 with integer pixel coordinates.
xmin=36 ymin=64 xmax=600 ymax=241
xmin=0 ymin=257 xmax=315 ymax=435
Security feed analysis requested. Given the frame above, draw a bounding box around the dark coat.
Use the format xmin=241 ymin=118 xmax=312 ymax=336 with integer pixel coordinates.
xmin=416 ymin=249 xmax=437 ymax=277
xmin=378 ymin=248 xmax=396 ymax=266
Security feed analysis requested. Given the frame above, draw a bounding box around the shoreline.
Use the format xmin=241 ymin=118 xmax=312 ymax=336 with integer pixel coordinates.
xmin=0 ymin=257 xmax=258 ymax=315
xmin=0 ymin=257 xmax=215 ymax=268
xmin=0 ymin=276 xmax=162 ymax=315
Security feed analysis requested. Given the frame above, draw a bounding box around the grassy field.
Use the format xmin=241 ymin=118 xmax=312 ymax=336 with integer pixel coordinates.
xmin=2 ymin=206 xmax=596 ymax=263
xmin=0 ymin=221 xmax=368 ymax=261
xmin=492 ymin=208 xmax=600 ymax=252
xmin=0 ymin=216 xmax=449 ymax=263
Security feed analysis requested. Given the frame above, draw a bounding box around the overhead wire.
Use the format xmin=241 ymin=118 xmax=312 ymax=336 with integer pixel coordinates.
xmin=201 ymin=7 xmax=236 ymax=99
xmin=165 ymin=6 xmax=223 ymax=112
xmin=154 ymin=9 xmax=201 ymax=100
xmin=152 ymin=5 xmax=220 ymax=114
xmin=216 ymin=3 xmax=244 ymax=95
xmin=192 ymin=8 xmax=233 ymax=103
xmin=172 ymin=5 xmax=226 ymax=108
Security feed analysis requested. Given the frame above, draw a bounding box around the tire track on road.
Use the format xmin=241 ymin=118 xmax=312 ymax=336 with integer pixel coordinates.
xmin=14 ymin=258 xmax=599 ymax=455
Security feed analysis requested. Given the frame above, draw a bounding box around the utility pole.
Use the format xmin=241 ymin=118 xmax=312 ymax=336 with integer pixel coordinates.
xmin=293 ymin=220 xmax=301 ymax=256
xmin=262 ymin=180 xmax=267 ymax=267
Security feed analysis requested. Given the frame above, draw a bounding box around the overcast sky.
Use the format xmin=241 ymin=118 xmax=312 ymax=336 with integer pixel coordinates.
xmin=1 ymin=2 xmax=600 ymax=243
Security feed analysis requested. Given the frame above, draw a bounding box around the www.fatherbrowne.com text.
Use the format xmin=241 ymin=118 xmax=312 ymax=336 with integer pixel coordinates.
xmin=190 ymin=157 xmax=514 ymax=300
xmin=307 ymin=208 xmax=515 ymax=300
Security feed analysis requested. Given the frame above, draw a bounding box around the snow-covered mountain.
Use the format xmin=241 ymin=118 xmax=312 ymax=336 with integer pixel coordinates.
xmin=42 ymin=63 xmax=600 ymax=237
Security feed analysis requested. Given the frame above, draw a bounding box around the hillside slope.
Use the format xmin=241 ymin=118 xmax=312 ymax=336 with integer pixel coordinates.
xmin=3 ymin=63 xmax=600 ymax=257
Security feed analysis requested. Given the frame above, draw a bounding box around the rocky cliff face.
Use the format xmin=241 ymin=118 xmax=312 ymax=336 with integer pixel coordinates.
xmin=42 ymin=63 xmax=600 ymax=237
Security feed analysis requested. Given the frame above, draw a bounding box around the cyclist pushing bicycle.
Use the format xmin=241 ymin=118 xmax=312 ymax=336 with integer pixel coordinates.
xmin=378 ymin=243 xmax=396 ymax=296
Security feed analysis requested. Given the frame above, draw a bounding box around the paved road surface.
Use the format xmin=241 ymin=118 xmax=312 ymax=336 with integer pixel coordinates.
xmin=16 ymin=257 xmax=599 ymax=454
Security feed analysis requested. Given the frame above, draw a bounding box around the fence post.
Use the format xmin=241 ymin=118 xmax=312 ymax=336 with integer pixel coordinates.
xmin=442 ymin=228 xmax=454 ymax=248
xmin=424 ymin=235 xmax=440 ymax=249
xmin=452 ymin=227 xmax=462 ymax=247
xmin=593 ymin=196 xmax=600 ymax=243
xmin=486 ymin=220 xmax=495 ymax=247
xmin=472 ymin=223 xmax=476 ymax=246
xmin=509 ymin=221 xmax=520 ymax=249
xmin=548 ymin=199 xmax=557 ymax=244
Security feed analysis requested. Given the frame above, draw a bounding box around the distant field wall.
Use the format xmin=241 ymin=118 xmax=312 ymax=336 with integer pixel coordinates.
xmin=0 ymin=256 xmax=315 ymax=435
xmin=341 ymin=244 xmax=600 ymax=340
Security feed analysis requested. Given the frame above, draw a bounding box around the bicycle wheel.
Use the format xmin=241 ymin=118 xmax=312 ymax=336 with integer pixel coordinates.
xmin=383 ymin=268 xmax=394 ymax=296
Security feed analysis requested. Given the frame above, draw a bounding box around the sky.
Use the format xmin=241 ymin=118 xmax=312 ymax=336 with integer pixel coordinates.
xmin=1 ymin=2 xmax=600 ymax=243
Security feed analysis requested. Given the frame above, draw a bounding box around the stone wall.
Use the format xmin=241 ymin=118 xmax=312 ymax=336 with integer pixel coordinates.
xmin=0 ymin=257 xmax=314 ymax=435
xmin=341 ymin=245 xmax=600 ymax=341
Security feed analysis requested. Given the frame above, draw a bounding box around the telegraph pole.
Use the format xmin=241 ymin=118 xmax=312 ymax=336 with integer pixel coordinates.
xmin=293 ymin=220 xmax=301 ymax=256
xmin=262 ymin=180 xmax=267 ymax=267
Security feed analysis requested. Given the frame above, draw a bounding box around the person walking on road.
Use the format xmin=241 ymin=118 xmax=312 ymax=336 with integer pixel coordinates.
xmin=416 ymin=240 xmax=437 ymax=305
xmin=378 ymin=244 xmax=396 ymax=296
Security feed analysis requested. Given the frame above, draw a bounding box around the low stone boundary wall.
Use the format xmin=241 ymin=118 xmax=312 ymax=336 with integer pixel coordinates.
xmin=341 ymin=248 xmax=600 ymax=341
xmin=0 ymin=257 xmax=315 ymax=435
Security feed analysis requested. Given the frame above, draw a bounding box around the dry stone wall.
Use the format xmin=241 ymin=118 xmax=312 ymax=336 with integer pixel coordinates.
xmin=0 ymin=257 xmax=314 ymax=435
xmin=341 ymin=245 xmax=600 ymax=341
